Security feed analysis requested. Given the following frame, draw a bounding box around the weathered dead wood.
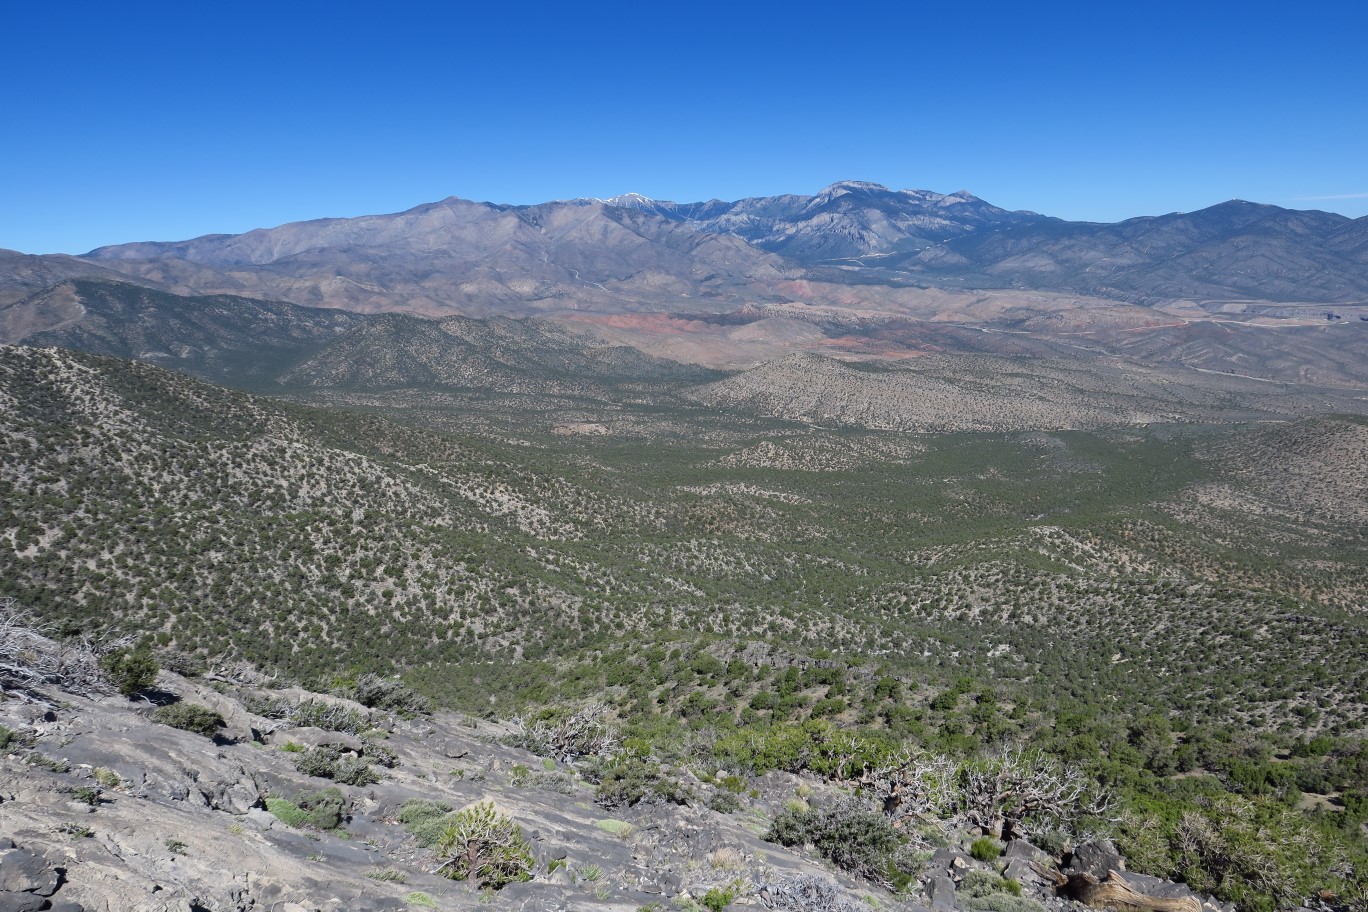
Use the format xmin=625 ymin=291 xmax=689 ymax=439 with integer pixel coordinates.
xmin=1065 ymin=870 xmax=1201 ymax=912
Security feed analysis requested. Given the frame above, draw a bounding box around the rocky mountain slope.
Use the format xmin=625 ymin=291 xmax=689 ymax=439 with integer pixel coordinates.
xmin=79 ymin=198 xmax=796 ymax=316
xmin=0 ymin=250 xmax=147 ymax=310
xmin=277 ymin=313 xmax=718 ymax=392
xmin=608 ymin=181 xmax=1049 ymax=262
xmin=884 ymin=201 xmax=1368 ymax=304
xmin=2 ymin=280 xmax=366 ymax=385
xmin=604 ymin=183 xmax=1368 ymax=304
xmin=0 ymin=281 xmax=720 ymax=396
xmin=0 ymin=634 xmax=1241 ymax=912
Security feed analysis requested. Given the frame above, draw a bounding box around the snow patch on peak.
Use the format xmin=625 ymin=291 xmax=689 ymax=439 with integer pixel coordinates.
xmin=815 ymin=180 xmax=891 ymax=199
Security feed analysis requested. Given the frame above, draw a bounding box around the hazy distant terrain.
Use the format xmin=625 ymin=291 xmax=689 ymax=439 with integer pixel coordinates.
xmin=3 ymin=183 xmax=1365 ymax=395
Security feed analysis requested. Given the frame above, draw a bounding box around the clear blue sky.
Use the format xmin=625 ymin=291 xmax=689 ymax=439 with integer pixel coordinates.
xmin=4 ymin=0 xmax=1365 ymax=254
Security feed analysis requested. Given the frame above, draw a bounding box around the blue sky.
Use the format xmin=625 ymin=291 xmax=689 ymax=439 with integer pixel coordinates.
xmin=4 ymin=0 xmax=1365 ymax=253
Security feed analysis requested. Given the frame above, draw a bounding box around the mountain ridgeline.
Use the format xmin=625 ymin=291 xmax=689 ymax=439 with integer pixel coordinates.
xmin=2 ymin=181 xmax=1364 ymax=318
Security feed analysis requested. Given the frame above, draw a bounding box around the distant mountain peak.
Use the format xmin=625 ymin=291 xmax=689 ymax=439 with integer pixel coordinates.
xmin=812 ymin=180 xmax=892 ymax=204
xmin=822 ymin=180 xmax=890 ymax=192
xmin=599 ymin=192 xmax=685 ymax=219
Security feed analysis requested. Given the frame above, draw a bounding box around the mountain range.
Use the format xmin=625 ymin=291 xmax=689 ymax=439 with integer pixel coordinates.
xmin=5 ymin=181 xmax=1366 ymax=311
xmin=2 ymin=181 xmax=1366 ymax=387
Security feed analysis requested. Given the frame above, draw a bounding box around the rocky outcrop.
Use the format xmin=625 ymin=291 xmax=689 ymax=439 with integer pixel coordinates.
xmin=0 ymin=675 xmax=875 ymax=911
xmin=0 ymin=660 xmax=1233 ymax=912
xmin=0 ymin=839 xmax=83 ymax=912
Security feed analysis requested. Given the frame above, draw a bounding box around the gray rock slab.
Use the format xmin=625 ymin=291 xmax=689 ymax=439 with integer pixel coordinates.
xmin=929 ymin=847 xmax=972 ymax=871
xmin=1124 ymin=871 xmax=1199 ymax=901
xmin=0 ymin=848 xmax=59 ymax=895
xmin=1003 ymin=838 xmax=1051 ymax=863
xmin=1065 ymin=840 xmax=1124 ymax=878
xmin=927 ymin=872 xmax=958 ymax=911
xmin=0 ymin=891 xmax=48 ymax=912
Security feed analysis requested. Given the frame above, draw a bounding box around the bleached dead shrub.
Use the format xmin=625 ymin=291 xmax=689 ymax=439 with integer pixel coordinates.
xmin=505 ymin=700 xmax=620 ymax=763
xmin=0 ymin=598 xmax=115 ymax=699
xmin=859 ymin=745 xmax=1113 ymax=840
xmin=758 ymin=873 xmax=867 ymax=912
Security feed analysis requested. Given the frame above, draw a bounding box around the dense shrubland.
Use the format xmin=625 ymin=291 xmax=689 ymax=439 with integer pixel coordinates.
xmin=2 ymin=346 xmax=1365 ymax=908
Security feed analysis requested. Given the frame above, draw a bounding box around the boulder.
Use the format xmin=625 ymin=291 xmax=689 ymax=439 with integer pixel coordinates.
xmin=640 ymin=870 xmax=681 ymax=895
xmin=926 ymin=872 xmax=958 ymax=911
xmin=1066 ymin=839 xmax=1125 ymax=878
xmin=0 ymin=847 xmax=60 ymax=895
xmin=197 ymin=767 xmax=261 ymax=815
xmin=1004 ymin=857 xmax=1052 ymax=891
xmin=928 ymin=847 xmax=972 ymax=871
xmin=0 ymin=892 xmax=48 ymax=912
xmin=1003 ymin=838 xmax=1051 ymax=863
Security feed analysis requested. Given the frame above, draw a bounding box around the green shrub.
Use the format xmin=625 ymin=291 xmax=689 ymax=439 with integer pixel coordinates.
xmin=343 ymin=674 xmax=432 ymax=717
xmin=701 ymin=883 xmax=738 ymax=911
xmin=399 ymin=798 xmax=452 ymax=826
xmin=266 ymin=787 xmax=346 ymax=830
xmin=594 ymin=818 xmax=634 ymax=837
xmin=100 ymin=648 xmax=159 ymax=695
xmin=152 ymin=702 xmax=225 ymax=737
xmin=713 ymin=721 xmax=890 ymax=780
xmin=297 ymin=786 xmax=347 ymax=828
xmin=503 ymin=700 xmax=619 ymax=763
xmin=265 ymin=797 xmax=311 ymax=828
xmin=434 ymin=801 xmax=533 ymax=889
xmin=293 ymin=699 xmax=371 ymax=733
xmin=527 ymin=770 xmax=576 ymax=794
xmin=0 ymin=725 xmax=31 ymax=752
xmin=765 ymin=794 xmax=909 ymax=885
xmin=399 ymin=798 xmax=454 ymax=849
xmin=362 ymin=737 xmax=400 ymax=768
xmin=366 ymin=867 xmax=408 ymax=883
xmin=294 ymin=744 xmax=380 ymax=785
xmin=970 ymin=836 xmax=1003 ymax=861
xmin=26 ymin=753 xmax=69 ymax=773
xmin=1117 ymin=793 xmax=1366 ymax=912
xmin=594 ymin=754 xmax=691 ymax=809
xmin=708 ymin=790 xmax=744 ymax=814
xmin=959 ymin=869 xmax=1020 ymax=898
